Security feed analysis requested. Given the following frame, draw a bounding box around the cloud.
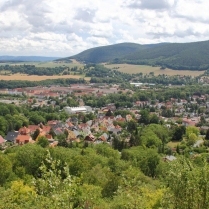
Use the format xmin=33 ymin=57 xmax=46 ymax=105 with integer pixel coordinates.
xmin=127 ymin=0 xmax=174 ymax=10
xmin=74 ymin=8 xmax=96 ymax=23
xmin=0 ymin=0 xmax=209 ymax=56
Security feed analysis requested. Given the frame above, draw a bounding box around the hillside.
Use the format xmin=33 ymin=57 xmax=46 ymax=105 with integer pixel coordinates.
xmin=0 ymin=56 xmax=60 ymax=62
xmin=61 ymin=40 xmax=209 ymax=70
xmin=122 ymin=40 xmax=209 ymax=70
xmin=58 ymin=43 xmax=154 ymax=63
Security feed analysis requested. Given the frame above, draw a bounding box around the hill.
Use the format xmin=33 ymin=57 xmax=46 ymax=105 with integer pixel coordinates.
xmin=122 ymin=40 xmax=209 ymax=70
xmin=58 ymin=43 xmax=154 ymax=63
xmin=0 ymin=56 xmax=60 ymax=62
xmin=61 ymin=40 xmax=209 ymax=70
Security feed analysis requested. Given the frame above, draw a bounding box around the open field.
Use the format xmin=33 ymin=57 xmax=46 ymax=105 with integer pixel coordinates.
xmin=106 ymin=64 xmax=205 ymax=76
xmin=0 ymin=59 xmax=84 ymax=68
xmin=0 ymin=73 xmax=89 ymax=81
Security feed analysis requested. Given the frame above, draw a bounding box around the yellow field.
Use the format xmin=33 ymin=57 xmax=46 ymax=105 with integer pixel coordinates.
xmin=106 ymin=64 xmax=205 ymax=76
xmin=0 ymin=74 xmax=86 ymax=81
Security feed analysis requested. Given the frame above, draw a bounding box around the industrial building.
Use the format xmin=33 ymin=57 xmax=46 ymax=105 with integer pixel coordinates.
xmin=64 ymin=106 xmax=92 ymax=114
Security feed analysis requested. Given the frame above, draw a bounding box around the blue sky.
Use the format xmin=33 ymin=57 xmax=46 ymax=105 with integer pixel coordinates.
xmin=0 ymin=0 xmax=209 ymax=57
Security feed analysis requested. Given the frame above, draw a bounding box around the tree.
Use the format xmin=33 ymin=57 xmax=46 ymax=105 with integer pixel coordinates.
xmin=0 ymin=154 xmax=12 ymax=185
xmin=139 ymin=110 xmax=150 ymax=125
xmin=150 ymin=114 xmax=159 ymax=124
xmin=172 ymin=125 xmax=186 ymax=141
xmin=127 ymin=120 xmax=137 ymax=133
xmin=105 ymin=109 xmax=113 ymax=117
xmin=16 ymin=144 xmax=46 ymax=176
xmin=185 ymin=126 xmax=199 ymax=139
xmin=37 ymin=136 xmax=49 ymax=148
xmin=163 ymin=157 xmax=209 ymax=209
xmin=205 ymin=129 xmax=209 ymax=140
xmin=32 ymin=128 xmax=40 ymax=140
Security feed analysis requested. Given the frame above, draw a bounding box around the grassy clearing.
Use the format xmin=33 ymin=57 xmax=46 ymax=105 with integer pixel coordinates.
xmin=106 ymin=64 xmax=205 ymax=76
xmin=167 ymin=141 xmax=181 ymax=148
xmin=0 ymin=73 xmax=87 ymax=81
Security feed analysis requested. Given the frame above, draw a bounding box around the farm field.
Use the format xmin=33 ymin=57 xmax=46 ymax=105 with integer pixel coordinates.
xmin=0 ymin=73 xmax=88 ymax=81
xmin=106 ymin=64 xmax=205 ymax=76
xmin=0 ymin=59 xmax=84 ymax=68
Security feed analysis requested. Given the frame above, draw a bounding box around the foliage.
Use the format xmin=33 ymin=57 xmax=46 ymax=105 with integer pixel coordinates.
xmin=163 ymin=157 xmax=209 ymax=209
xmin=0 ymin=154 xmax=12 ymax=185
xmin=37 ymin=136 xmax=49 ymax=148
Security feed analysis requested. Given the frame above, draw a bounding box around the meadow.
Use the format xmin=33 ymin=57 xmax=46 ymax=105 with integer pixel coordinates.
xmin=106 ymin=63 xmax=205 ymax=76
xmin=0 ymin=73 xmax=86 ymax=81
xmin=0 ymin=59 xmax=84 ymax=68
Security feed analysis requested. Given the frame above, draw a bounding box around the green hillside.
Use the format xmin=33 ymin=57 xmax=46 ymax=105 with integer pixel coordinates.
xmin=60 ymin=40 xmax=209 ymax=70
xmin=122 ymin=40 xmax=209 ymax=70
xmin=59 ymin=43 xmax=153 ymax=63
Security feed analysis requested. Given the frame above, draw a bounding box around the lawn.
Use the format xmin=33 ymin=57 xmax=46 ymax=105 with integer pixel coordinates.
xmin=106 ymin=64 xmax=205 ymax=76
xmin=167 ymin=141 xmax=181 ymax=148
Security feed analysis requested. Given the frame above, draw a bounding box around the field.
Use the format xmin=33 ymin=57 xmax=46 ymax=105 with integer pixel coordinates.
xmin=0 ymin=59 xmax=84 ymax=68
xmin=106 ymin=64 xmax=205 ymax=76
xmin=0 ymin=73 xmax=88 ymax=81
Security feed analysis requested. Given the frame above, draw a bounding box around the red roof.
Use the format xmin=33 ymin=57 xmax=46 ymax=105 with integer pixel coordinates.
xmin=0 ymin=135 xmax=5 ymax=144
xmin=18 ymin=126 xmax=31 ymax=135
xmin=43 ymin=126 xmax=51 ymax=132
xmin=28 ymin=125 xmax=39 ymax=132
xmin=16 ymin=135 xmax=32 ymax=143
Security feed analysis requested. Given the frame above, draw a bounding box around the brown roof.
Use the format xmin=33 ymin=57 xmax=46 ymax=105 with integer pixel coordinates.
xmin=16 ymin=135 xmax=32 ymax=143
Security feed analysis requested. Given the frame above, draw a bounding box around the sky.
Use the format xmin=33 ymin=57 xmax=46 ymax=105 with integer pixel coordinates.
xmin=0 ymin=0 xmax=209 ymax=57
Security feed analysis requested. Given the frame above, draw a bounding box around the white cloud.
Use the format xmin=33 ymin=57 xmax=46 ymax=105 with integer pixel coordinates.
xmin=0 ymin=0 xmax=209 ymax=56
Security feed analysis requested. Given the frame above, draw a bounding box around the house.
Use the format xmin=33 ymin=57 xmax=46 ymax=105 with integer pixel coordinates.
xmin=5 ymin=131 xmax=19 ymax=143
xmin=84 ymin=133 xmax=95 ymax=142
xmin=0 ymin=135 xmax=5 ymax=146
xmin=163 ymin=155 xmax=177 ymax=162
xmin=28 ymin=125 xmax=40 ymax=134
xmin=98 ymin=133 xmax=109 ymax=142
xmin=182 ymin=118 xmax=199 ymax=126
xmin=18 ymin=126 xmax=31 ymax=135
xmin=15 ymin=135 xmax=33 ymax=145
xmin=126 ymin=114 xmax=133 ymax=122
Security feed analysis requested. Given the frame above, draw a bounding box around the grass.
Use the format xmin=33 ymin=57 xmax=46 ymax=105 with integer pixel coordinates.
xmin=106 ymin=64 xmax=205 ymax=76
xmin=167 ymin=141 xmax=181 ymax=148
xmin=0 ymin=73 xmax=87 ymax=81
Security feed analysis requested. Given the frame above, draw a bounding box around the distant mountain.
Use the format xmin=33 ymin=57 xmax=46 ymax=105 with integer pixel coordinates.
xmin=0 ymin=56 xmax=60 ymax=62
xmin=60 ymin=40 xmax=209 ymax=70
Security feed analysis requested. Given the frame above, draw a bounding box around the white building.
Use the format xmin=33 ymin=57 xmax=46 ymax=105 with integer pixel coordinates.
xmin=64 ymin=106 xmax=92 ymax=114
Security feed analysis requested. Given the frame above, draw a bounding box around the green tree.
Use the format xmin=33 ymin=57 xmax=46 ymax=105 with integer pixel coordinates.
xmin=163 ymin=157 xmax=209 ymax=209
xmin=0 ymin=154 xmax=12 ymax=185
xmin=205 ymin=129 xmax=209 ymax=140
xmin=186 ymin=126 xmax=199 ymax=139
xmin=37 ymin=136 xmax=49 ymax=148
xmin=32 ymin=128 xmax=40 ymax=140
xmin=139 ymin=110 xmax=150 ymax=125
xmin=172 ymin=125 xmax=186 ymax=141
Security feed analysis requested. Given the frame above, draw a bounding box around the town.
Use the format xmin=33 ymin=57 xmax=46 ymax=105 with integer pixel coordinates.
xmin=0 ymin=82 xmax=208 ymax=158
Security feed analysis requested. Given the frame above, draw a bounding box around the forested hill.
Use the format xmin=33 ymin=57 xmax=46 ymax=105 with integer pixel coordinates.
xmin=123 ymin=40 xmax=209 ymax=70
xmin=61 ymin=40 xmax=209 ymax=70
xmin=58 ymin=43 xmax=154 ymax=63
xmin=0 ymin=56 xmax=60 ymax=62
